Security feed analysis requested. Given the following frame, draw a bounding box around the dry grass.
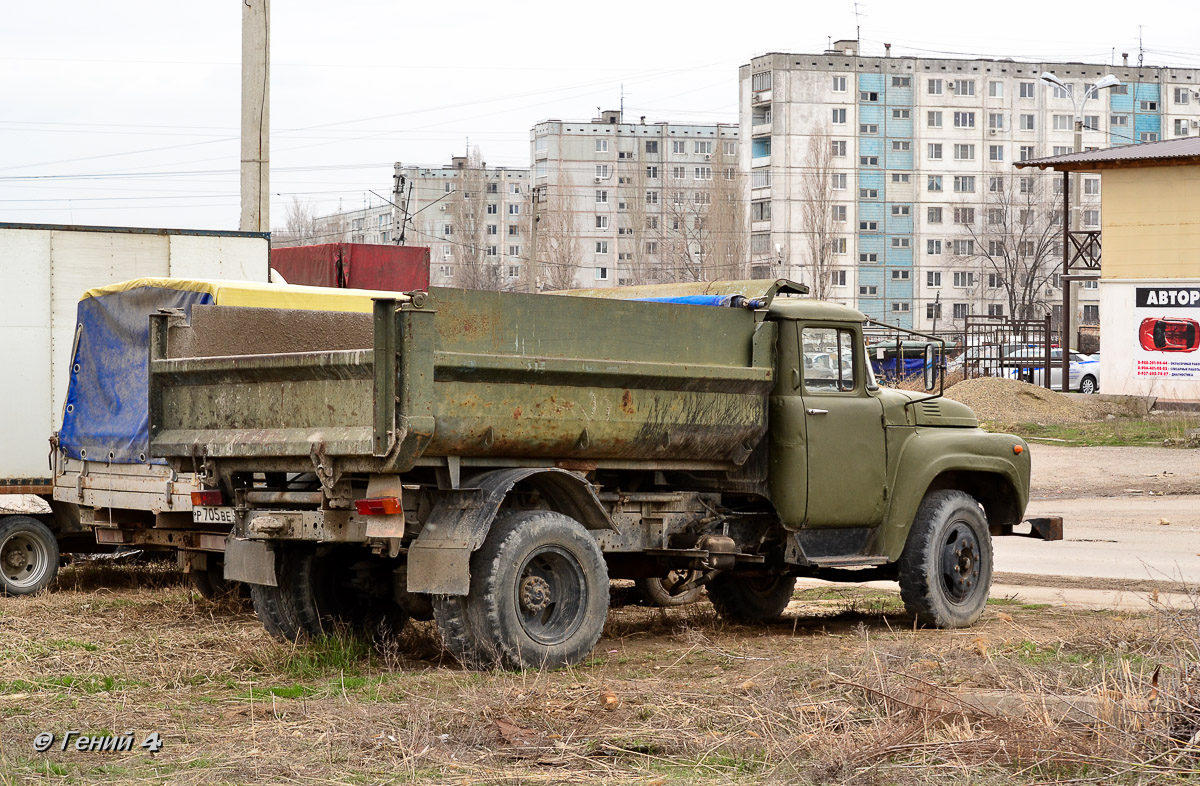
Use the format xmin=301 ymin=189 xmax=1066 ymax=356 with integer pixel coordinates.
xmin=1 ymin=565 xmax=1198 ymax=785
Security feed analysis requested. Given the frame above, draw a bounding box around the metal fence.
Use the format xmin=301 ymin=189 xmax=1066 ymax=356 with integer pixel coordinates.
xmin=963 ymin=315 xmax=1056 ymax=388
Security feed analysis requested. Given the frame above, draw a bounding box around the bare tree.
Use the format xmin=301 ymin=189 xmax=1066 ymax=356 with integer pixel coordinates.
xmin=271 ymin=197 xmax=320 ymax=247
xmin=956 ymin=169 xmax=1064 ymax=321
xmin=620 ymin=156 xmax=659 ymax=285
xmin=448 ymin=148 xmax=499 ymax=291
xmin=706 ymin=140 xmax=748 ymax=280
xmin=536 ymin=185 xmax=581 ymax=291
xmin=799 ymin=126 xmax=837 ymax=300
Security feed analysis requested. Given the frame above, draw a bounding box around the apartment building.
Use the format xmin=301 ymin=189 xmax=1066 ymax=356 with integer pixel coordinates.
xmin=740 ymin=41 xmax=1200 ymax=330
xmin=531 ymin=111 xmax=741 ymax=289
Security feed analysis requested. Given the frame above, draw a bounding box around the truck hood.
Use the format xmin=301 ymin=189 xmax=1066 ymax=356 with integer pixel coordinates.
xmin=878 ymin=388 xmax=979 ymax=427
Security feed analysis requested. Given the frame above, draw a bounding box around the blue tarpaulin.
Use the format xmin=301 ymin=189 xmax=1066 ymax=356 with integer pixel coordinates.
xmin=871 ymin=357 xmax=926 ymax=380
xmin=633 ymin=295 xmax=742 ymax=307
xmin=58 ymin=286 xmax=214 ymax=464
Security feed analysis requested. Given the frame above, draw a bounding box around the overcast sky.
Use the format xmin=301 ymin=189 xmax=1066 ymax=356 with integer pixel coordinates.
xmin=2 ymin=0 xmax=1197 ymax=232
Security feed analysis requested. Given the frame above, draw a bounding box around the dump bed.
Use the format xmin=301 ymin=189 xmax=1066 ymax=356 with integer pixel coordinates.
xmin=149 ymin=287 xmax=779 ymax=471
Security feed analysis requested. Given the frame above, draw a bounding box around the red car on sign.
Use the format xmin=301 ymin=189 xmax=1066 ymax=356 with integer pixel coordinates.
xmin=1139 ymin=316 xmax=1200 ymax=352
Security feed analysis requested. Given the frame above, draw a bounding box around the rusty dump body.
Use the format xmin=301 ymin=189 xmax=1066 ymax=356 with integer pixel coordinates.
xmin=143 ymin=280 xmax=1054 ymax=670
xmin=150 ymin=286 xmax=777 ymax=473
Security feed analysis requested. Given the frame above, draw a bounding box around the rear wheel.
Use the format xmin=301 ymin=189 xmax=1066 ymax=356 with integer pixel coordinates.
xmin=188 ymin=558 xmax=247 ymax=600
xmin=898 ymin=490 xmax=992 ymax=628
xmin=433 ymin=510 xmax=608 ymax=670
xmin=707 ymin=573 xmax=795 ymax=622
xmin=635 ymin=570 xmax=705 ymax=607
xmin=0 ymin=516 xmax=59 ymax=596
xmin=1079 ymin=375 xmax=1097 ymax=395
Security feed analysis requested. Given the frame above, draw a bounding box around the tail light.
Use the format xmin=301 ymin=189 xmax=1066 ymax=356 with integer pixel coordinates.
xmin=191 ymin=489 xmax=225 ymax=506
xmin=354 ymin=496 xmax=403 ymax=516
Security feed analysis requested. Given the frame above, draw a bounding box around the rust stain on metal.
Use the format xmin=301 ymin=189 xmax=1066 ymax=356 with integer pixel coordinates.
xmin=620 ymin=389 xmax=635 ymax=415
xmin=513 ymin=406 xmax=523 ymax=419
xmin=556 ymin=459 xmax=598 ymax=472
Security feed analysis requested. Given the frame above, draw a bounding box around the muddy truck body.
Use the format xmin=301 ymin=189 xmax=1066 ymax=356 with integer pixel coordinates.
xmin=146 ymin=281 xmax=1058 ymax=669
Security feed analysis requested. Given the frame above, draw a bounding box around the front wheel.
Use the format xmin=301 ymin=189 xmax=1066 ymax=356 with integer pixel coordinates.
xmin=0 ymin=516 xmax=59 ymax=596
xmin=434 ymin=510 xmax=609 ymax=670
xmin=1079 ymin=375 xmax=1098 ymax=395
xmin=707 ymin=573 xmax=795 ymax=622
xmin=898 ymin=490 xmax=992 ymax=628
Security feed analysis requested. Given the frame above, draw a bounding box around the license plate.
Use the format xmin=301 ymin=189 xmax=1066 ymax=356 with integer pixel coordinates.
xmin=193 ymin=506 xmax=236 ymax=525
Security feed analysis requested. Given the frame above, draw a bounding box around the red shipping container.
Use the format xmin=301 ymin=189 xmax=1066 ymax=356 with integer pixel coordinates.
xmin=269 ymin=243 xmax=430 ymax=292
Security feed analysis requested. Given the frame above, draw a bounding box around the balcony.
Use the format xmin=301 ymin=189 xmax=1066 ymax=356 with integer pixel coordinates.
xmin=751 ymin=121 xmax=772 ymax=136
xmin=751 ymin=90 xmax=772 ymax=105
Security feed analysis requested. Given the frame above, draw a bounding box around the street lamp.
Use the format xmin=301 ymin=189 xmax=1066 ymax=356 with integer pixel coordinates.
xmin=1039 ymin=71 xmax=1120 ymax=378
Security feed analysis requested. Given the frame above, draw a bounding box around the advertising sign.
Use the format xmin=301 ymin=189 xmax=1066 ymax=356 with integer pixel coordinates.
xmin=1133 ymin=286 xmax=1200 ymax=380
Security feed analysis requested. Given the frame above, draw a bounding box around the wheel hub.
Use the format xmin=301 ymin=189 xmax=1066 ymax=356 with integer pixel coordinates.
xmin=940 ymin=524 xmax=982 ymax=603
xmin=2 ymin=542 xmax=29 ymax=571
xmin=520 ymin=575 xmax=552 ymax=614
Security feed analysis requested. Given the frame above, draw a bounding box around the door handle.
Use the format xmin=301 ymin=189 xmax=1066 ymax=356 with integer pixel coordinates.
xmin=791 ymin=368 xmax=800 ymax=389
xmin=806 ymin=408 xmax=829 ymax=415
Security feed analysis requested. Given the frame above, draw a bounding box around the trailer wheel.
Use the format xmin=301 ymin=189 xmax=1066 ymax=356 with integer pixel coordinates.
xmin=188 ymin=559 xmax=247 ymax=601
xmin=707 ymin=573 xmax=795 ymax=622
xmin=0 ymin=516 xmax=59 ymax=596
xmin=435 ymin=510 xmax=608 ymax=670
xmin=635 ymin=570 xmax=705 ymax=607
xmin=898 ymin=490 xmax=993 ymax=628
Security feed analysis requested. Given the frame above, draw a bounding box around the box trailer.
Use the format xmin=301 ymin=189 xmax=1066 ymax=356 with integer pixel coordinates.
xmin=270 ymin=243 xmax=430 ymax=291
xmin=0 ymin=223 xmax=268 ymax=594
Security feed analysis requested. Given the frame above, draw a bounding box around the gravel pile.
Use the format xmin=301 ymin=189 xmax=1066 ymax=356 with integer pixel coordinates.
xmin=945 ymin=377 xmax=1110 ymax=424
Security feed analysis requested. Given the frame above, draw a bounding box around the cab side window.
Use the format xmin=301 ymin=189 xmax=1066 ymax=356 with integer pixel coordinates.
xmin=802 ymin=326 xmax=857 ymax=393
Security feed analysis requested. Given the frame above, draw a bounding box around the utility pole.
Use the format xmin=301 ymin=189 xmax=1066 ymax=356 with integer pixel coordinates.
xmin=239 ymin=0 xmax=270 ymax=233
xmin=392 ymin=163 xmax=405 ymax=245
xmin=524 ymin=186 xmax=543 ymax=293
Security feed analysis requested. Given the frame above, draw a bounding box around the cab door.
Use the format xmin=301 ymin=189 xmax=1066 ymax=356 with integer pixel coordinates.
xmin=799 ymin=324 xmax=887 ymax=527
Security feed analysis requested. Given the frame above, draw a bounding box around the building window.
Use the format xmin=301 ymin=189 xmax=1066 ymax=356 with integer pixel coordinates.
xmin=1083 ymin=209 xmax=1099 ymax=227
xmin=1051 ymin=84 xmax=1070 ymax=99
xmin=928 ymin=111 xmax=943 ymax=128
xmin=595 ymin=241 xmax=609 ymax=254
xmin=595 ymin=215 xmax=608 ymax=229
xmin=858 ymin=220 xmax=879 ymax=232
xmin=927 ymin=207 xmax=943 ymax=224
xmin=953 ymin=111 xmax=975 ymax=128
xmin=1111 ymin=115 xmax=1129 ymax=127
xmin=953 ymin=271 xmax=975 ymax=288
xmin=891 ymin=140 xmax=911 ymax=152
xmin=1018 ymin=145 xmax=1036 ymax=161
xmin=953 ymin=240 xmax=974 ymax=256
xmin=1140 ymin=132 xmax=1160 ymax=142
xmin=751 ymin=70 xmax=772 ymax=92
xmin=954 ymin=207 xmax=975 ymax=224
xmin=859 ymin=253 xmax=878 ymax=263
xmin=927 ymin=303 xmax=943 ymax=319
xmin=646 ymin=165 xmax=659 ymax=179
xmin=671 ymin=165 xmax=687 ymax=179
xmin=694 ymin=166 xmax=712 ymax=180
xmin=860 ymin=123 xmax=879 ymax=134
xmin=1082 ymin=304 xmax=1099 ymax=324
xmin=508 ymin=204 xmax=520 ymax=215
xmin=892 ymin=302 xmax=911 ymax=313
xmin=953 ymin=176 xmax=976 ymax=193
xmin=928 ymin=142 xmax=943 ymax=160
xmin=953 ymin=143 xmax=975 ymax=161
xmin=987 ymin=208 xmax=1004 ymax=225
xmin=988 ymin=80 xmax=1003 ymax=97
xmin=859 ymin=285 xmax=878 ymax=296
xmin=988 ymin=304 xmax=1004 ymax=317
xmin=1016 ymin=114 xmax=1034 ymax=131
xmin=891 ymin=205 xmax=910 ymax=216
xmin=859 ymin=188 xmax=879 ymax=199
xmin=723 ymin=141 xmax=736 ymax=156
xmin=443 ymin=224 xmax=453 ymax=235
xmin=1175 ymin=119 xmax=1191 ymax=137
xmin=927 ymin=241 xmax=942 ymax=256
xmin=1140 ymin=100 xmax=1159 ymax=111
xmin=1053 ymin=114 xmax=1072 ymax=131
xmin=487 ymin=203 xmax=498 ymax=215
xmin=595 ymin=165 xmax=611 ymax=179
xmin=927 ymin=271 xmax=942 ymax=287
xmin=596 ymin=139 xmax=609 ymax=152
xmin=989 ymin=145 xmax=1004 ymax=162
xmin=1019 ymin=81 xmax=1035 ymax=98
xmin=831 ymin=270 xmax=847 ymax=287
xmin=595 ymin=190 xmax=608 ymax=204
xmin=859 ymin=156 xmax=879 ymax=166
xmin=831 ymin=140 xmax=847 ymax=156
xmin=595 ymin=266 xmax=609 ymax=281
xmin=442 ymin=245 xmax=451 ymax=258
xmin=927 ymin=175 xmax=943 ymax=192
xmin=954 ymin=79 xmax=975 ymax=96
xmin=485 ymin=245 xmax=498 ymax=257
xmin=672 ymin=140 xmax=686 ymax=154
xmin=693 ymin=190 xmax=711 ymax=206
xmin=645 ymin=241 xmax=658 ymax=254
xmin=831 ymin=204 xmax=847 ymax=221
xmin=891 ymin=237 xmax=911 ymax=248
xmin=832 ymin=173 xmax=847 ymax=190
xmin=832 ymin=108 xmax=847 ymax=124
xmin=508 ymin=245 xmax=520 ymax=256
xmin=891 ymin=173 xmax=911 ymax=183
xmin=1084 ymin=115 xmax=1099 ymax=130
xmin=892 ymin=109 xmax=911 ymax=120
xmin=1175 ymin=87 xmax=1191 ymax=105
xmin=751 ymin=201 xmax=771 ymax=221
xmin=694 ymin=141 xmax=713 ymax=155
xmin=487 ymin=224 xmax=498 ymax=236
xmin=645 ymin=190 xmax=659 ymax=205
xmin=928 ymin=79 xmax=943 ymax=95
xmin=832 ymin=75 xmax=847 ymax=92
xmin=1053 ymin=145 xmax=1071 ymax=156
xmin=892 ymin=76 xmax=911 ymax=88
xmin=645 ymin=140 xmax=659 ymax=154
xmin=831 ymin=238 xmax=847 ymax=254
xmin=860 ymin=90 xmax=879 ymax=102
xmin=952 ymin=303 xmax=970 ymax=319
xmin=988 ymin=113 xmax=1005 ymax=130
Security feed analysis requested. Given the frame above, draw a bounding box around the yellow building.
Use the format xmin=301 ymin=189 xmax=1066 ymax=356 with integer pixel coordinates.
xmin=1019 ymin=138 xmax=1200 ymax=401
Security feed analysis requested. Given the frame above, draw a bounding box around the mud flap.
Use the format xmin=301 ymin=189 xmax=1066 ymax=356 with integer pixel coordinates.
xmin=223 ymin=538 xmax=277 ymax=586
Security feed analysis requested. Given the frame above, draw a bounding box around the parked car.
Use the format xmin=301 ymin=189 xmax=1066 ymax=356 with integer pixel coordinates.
xmin=1139 ymin=317 xmax=1200 ymax=353
xmin=1007 ymin=349 xmax=1100 ymax=394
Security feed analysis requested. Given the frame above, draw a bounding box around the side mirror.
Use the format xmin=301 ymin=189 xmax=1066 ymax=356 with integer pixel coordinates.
xmin=923 ymin=343 xmax=940 ymax=391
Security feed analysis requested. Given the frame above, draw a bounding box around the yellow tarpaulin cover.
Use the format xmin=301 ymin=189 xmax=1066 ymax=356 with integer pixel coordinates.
xmin=80 ymin=277 xmax=401 ymax=314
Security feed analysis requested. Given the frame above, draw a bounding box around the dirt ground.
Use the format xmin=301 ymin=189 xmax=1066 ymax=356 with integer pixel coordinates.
xmin=2 ymin=565 xmax=1196 ymax=786
xmin=1030 ymin=443 xmax=1200 ymax=499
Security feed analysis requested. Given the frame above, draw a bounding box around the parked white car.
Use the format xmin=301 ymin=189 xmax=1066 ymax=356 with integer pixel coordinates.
xmin=1006 ymin=349 xmax=1100 ymax=394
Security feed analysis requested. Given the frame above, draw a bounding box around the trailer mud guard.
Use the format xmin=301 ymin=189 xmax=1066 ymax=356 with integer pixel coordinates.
xmin=407 ymin=467 xmax=612 ymax=595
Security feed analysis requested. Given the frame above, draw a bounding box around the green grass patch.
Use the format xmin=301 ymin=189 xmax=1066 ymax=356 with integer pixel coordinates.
xmin=0 ymin=674 xmax=140 ymax=693
xmin=986 ymin=416 xmax=1200 ymax=447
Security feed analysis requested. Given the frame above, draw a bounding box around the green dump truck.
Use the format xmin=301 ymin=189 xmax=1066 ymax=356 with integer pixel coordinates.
xmin=146 ymin=280 xmax=1057 ymax=669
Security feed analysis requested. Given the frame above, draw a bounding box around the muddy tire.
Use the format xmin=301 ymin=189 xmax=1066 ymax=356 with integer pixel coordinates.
xmin=898 ymin=490 xmax=993 ymax=628
xmin=635 ymin=570 xmax=705 ymax=607
xmin=434 ymin=510 xmax=608 ymax=670
xmin=0 ymin=516 xmax=59 ymax=596
xmin=707 ymin=573 xmax=795 ymax=622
